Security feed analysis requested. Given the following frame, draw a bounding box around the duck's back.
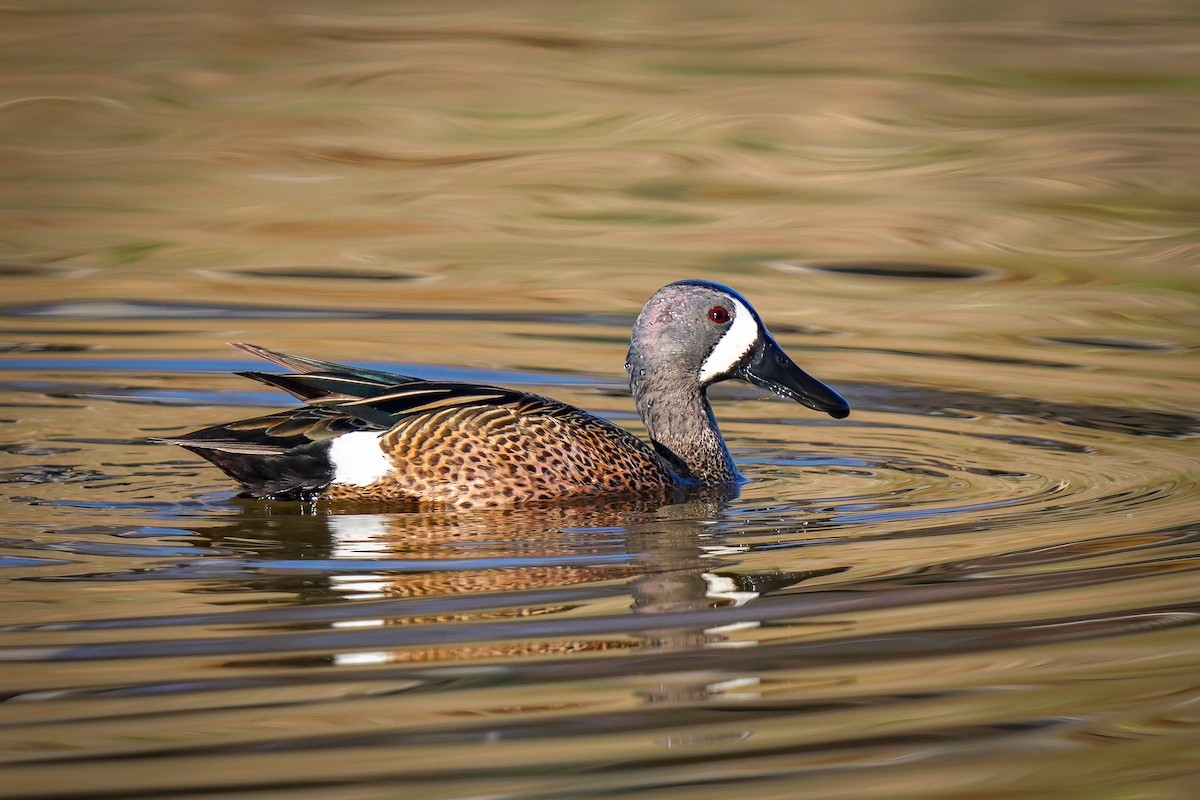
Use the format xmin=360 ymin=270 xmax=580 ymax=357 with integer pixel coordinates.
xmin=164 ymin=352 xmax=689 ymax=508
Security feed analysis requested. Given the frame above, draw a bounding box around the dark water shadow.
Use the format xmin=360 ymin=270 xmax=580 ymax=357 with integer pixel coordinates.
xmin=834 ymin=381 xmax=1199 ymax=438
xmin=800 ymin=261 xmax=996 ymax=280
xmin=0 ymin=298 xmax=631 ymax=326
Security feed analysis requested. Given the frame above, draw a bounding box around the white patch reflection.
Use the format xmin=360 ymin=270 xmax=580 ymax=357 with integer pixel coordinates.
xmin=329 ymin=513 xmax=394 ymax=665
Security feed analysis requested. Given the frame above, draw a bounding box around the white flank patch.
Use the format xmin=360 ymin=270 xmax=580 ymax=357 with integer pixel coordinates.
xmin=698 ymin=296 xmax=759 ymax=383
xmin=328 ymin=431 xmax=392 ymax=487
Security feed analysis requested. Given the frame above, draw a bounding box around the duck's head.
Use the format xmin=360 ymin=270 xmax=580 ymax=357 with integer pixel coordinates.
xmin=627 ymin=280 xmax=850 ymax=419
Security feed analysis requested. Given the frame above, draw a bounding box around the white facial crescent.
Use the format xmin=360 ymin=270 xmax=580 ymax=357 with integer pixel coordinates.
xmin=698 ymin=296 xmax=758 ymax=383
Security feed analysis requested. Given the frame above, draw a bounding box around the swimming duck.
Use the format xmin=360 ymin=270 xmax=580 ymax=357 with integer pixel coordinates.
xmin=162 ymin=280 xmax=849 ymax=509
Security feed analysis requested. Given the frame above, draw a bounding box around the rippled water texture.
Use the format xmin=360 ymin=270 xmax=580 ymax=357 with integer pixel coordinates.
xmin=2 ymin=2 xmax=1199 ymax=798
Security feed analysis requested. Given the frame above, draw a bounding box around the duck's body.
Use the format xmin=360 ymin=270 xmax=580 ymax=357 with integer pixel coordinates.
xmin=163 ymin=281 xmax=849 ymax=509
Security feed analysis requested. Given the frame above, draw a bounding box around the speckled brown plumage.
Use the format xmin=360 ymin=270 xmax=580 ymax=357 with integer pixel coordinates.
xmin=328 ymin=396 xmax=682 ymax=509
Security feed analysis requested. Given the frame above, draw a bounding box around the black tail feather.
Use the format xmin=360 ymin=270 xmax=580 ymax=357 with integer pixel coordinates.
xmin=233 ymin=342 xmax=419 ymax=385
xmin=236 ymin=370 xmax=401 ymax=402
xmin=163 ymin=436 xmax=335 ymax=499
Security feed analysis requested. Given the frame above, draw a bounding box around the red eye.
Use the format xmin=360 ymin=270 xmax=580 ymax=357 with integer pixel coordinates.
xmin=708 ymin=305 xmax=730 ymax=324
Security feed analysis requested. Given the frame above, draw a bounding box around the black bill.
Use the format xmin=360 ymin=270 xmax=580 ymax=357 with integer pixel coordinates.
xmin=737 ymin=335 xmax=850 ymax=419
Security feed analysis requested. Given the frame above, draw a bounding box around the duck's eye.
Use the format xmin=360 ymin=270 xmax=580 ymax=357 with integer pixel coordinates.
xmin=708 ymin=306 xmax=730 ymax=324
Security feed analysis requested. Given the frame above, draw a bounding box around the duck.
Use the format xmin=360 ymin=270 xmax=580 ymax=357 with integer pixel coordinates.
xmin=161 ymin=280 xmax=849 ymax=509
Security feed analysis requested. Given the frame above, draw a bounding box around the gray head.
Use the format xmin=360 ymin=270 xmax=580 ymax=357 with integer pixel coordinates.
xmin=627 ymin=280 xmax=849 ymax=418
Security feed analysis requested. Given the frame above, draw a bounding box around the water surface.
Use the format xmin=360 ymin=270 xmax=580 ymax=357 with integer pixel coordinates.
xmin=1 ymin=2 xmax=1199 ymax=798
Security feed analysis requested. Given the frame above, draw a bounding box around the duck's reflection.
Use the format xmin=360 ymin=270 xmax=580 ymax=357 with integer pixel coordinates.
xmin=197 ymin=492 xmax=843 ymax=678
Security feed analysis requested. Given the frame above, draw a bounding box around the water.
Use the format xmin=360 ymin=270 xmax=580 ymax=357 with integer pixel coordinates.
xmin=2 ymin=2 xmax=1199 ymax=797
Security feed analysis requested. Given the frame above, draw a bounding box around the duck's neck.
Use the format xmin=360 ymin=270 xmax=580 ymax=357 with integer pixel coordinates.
xmin=632 ymin=374 xmax=741 ymax=485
